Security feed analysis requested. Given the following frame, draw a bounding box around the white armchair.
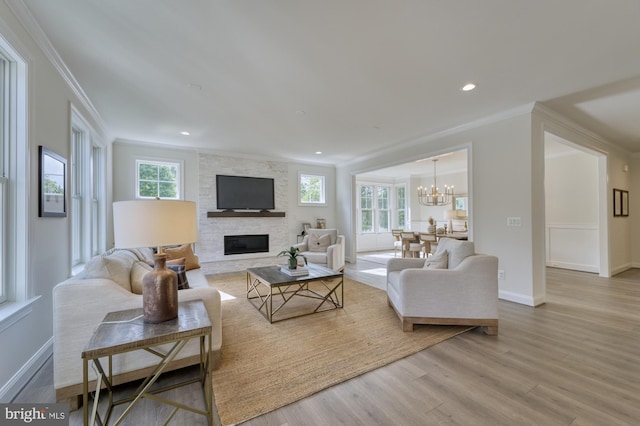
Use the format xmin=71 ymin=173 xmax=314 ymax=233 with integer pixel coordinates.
xmin=386 ymin=238 xmax=499 ymax=334
xmin=293 ymin=228 xmax=345 ymax=271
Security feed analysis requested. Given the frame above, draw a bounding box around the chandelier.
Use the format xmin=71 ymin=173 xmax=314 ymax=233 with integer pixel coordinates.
xmin=417 ymin=159 xmax=453 ymax=206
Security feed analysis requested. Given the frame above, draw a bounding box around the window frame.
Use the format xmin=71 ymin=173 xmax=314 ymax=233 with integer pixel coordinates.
xmin=0 ymin=32 xmax=30 ymax=317
xmin=376 ymin=186 xmax=391 ymax=233
xmin=70 ymin=107 xmax=106 ymax=271
xmin=358 ymin=184 xmax=374 ymax=234
xmin=357 ymin=182 xmax=403 ymax=234
xmin=298 ymin=172 xmax=326 ymax=206
xmin=395 ymin=183 xmax=407 ymax=230
xmin=135 ymin=158 xmax=182 ymax=200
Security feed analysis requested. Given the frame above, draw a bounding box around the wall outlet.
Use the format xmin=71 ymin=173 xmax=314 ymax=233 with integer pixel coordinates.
xmin=498 ymin=270 xmax=505 ymax=280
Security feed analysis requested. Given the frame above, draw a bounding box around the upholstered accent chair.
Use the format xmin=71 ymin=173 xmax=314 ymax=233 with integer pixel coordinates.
xmin=293 ymin=228 xmax=345 ymax=271
xmin=386 ymin=238 xmax=499 ymax=334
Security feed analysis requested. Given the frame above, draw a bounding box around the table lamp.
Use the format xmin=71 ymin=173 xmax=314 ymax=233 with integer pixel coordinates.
xmin=445 ymin=210 xmax=457 ymax=234
xmin=113 ymin=200 xmax=198 ymax=323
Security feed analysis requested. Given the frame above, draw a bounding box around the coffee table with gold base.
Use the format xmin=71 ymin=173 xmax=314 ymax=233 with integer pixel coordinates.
xmin=246 ymin=264 xmax=344 ymax=323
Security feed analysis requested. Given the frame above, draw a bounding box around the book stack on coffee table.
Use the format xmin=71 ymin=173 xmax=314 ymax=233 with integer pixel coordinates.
xmin=280 ymin=266 xmax=309 ymax=276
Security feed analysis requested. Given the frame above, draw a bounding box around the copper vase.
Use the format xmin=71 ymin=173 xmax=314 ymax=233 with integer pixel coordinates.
xmin=142 ymin=254 xmax=178 ymax=323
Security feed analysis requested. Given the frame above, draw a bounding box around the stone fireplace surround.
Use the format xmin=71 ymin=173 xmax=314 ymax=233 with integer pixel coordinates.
xmin=197 ymin=153 xmax=290 ymax=274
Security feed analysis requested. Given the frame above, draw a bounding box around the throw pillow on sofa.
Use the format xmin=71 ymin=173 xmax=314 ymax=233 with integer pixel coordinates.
xmin=131 ymin=258 xmax=190 ymax=294
xmin=130 ymin=261 xmax=152 ymax=294
xmin=165 ymin=244 xmax=200 ymax=270
xmin=423 ymin=250 xmax=448 ymax=269
xmin=80 ymin=249 xmax=138 ymax=291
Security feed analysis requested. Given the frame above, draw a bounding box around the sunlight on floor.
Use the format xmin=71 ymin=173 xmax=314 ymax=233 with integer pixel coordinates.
xmin=362 ymin=268 xmax=387 ymax=276
xmin=220 ymin=290 xmax=236 ymax=301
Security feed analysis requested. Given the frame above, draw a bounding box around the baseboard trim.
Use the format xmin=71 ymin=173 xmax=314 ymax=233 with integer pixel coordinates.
xmin=0 ymin=337 xmax=53 ymax=403
xmin=499 ymin=290 xmax=544 ymax=307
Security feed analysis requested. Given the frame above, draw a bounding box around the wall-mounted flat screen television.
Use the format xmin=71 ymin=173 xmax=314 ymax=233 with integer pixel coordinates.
xmin=216 ymin=174 xmax=275 ymax=211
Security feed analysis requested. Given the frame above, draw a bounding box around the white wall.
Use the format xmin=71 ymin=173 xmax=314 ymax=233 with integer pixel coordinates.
xmin=0 ymin=3 xmax=108 ymax=401
xmin=338 ymin=109 xmax=539 ymax=306
xmin=545 ymin=139 xmax=599 ymax=272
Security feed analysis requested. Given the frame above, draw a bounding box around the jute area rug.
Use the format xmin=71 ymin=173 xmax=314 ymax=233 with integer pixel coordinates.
xmin=207 ymin=273 xmax=472 ymax=425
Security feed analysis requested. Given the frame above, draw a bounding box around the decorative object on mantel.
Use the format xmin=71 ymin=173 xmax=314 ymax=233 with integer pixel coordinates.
xmin=277 ymin=246 xmax=307 ymax=270
xmin=316 ymin=218 xmax=326 ymax=229
xmin=417 ymin=158 xmax=453 ymax=206
xmin=113 ymin=199 xmax=198 ymax=323
xmin=302 ymin=222 xmax=311 ymax=235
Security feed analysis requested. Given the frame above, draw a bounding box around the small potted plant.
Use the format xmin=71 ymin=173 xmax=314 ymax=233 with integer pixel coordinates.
xmin=277 ymin=246 xmax=307 ymax=270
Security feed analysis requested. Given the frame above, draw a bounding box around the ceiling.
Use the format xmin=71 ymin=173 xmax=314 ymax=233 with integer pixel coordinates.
xmin=19 ymin=0 xmax=640 ymax=167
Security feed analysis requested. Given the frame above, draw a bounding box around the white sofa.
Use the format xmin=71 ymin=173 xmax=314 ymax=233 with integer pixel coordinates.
xmin=52 ymin=247 xmax=222 ymax=409
xmin=386 ymin=238 xmax=499 ymax=334
xmin=293 ymin=228 xmax=345 ymax=271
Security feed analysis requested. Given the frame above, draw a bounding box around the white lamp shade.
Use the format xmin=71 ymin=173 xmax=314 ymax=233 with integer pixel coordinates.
xmin=113 ymin=200 xmax=198 ymax=249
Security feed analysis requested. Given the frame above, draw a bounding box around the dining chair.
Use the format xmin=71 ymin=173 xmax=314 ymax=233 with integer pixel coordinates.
xmin=419 ymin=233 xmax=438 ymax=257
xmin=400 ymin=232 xmax=417 ymax=258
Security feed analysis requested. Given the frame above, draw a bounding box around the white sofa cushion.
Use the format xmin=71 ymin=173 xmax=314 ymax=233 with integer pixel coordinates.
xmin=435 ymin=238 xmax=474 ymax=269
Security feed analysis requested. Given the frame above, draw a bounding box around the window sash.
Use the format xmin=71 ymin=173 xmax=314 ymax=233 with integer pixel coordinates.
xmin=396 ymin=185 xmax=406 ymax=229
xmin=299 ymin=173 xmax=326 ymax=205
xmin=136 ymin=160 xmax=180 ymax=199
xmin=0 ymin=55 xmax=7 ymax=303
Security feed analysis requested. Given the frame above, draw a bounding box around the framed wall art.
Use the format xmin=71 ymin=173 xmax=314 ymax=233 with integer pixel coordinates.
xmin=39 ymin=146 xmax=67 ymax=217
xmin=613 ymin=188 xmax=629 ymax=217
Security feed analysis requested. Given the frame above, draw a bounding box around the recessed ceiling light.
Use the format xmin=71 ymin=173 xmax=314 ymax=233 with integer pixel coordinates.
xmin=315 ymin=151 xmax=322 ymax=155
xmin=180 ymin=131 xmax=190 ymax=136
xmin=461 ymin=83 xmax=477 ymax=92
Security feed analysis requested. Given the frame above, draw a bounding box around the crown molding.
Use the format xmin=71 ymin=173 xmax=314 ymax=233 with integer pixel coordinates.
xmin=532 ymin=102 xmax=630 ymax=156
xmin=7 ymin=0 xmax=109 ymax=137
xmin=338 ymin=103 xmax=535 ymax=169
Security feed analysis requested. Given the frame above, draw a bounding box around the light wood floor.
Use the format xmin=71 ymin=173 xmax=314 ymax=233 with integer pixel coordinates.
xmin=13 ymin=264 xmax=640 ymax=425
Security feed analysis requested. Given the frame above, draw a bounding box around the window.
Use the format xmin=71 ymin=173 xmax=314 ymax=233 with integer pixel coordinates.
xmin=396 ymin=184 xmax=406 ymax=229
xmin=377 ymin=186 xmax=390 ymax=232
xmin=71 ymin=109 xmax=105 ymax=270
xmin=299 ymin=173 xmax=326 ymax=205
xmin=358 ymin=183 xmax=400 ymax=234
xmin=359 ymin=185 xmax=374 ymax=233
xmin=0 ymin=36 xmax=28 ymax=310
xmin=136 ymin=160 xmax=180 ymax=199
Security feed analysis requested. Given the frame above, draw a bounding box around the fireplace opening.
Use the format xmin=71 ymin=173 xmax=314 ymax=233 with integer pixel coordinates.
xmin=224 ymin=234 xmax=269 ymax=255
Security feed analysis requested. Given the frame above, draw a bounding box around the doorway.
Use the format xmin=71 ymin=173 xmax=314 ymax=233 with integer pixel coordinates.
xmin=544 ymin=132 xmax=607 ymax=275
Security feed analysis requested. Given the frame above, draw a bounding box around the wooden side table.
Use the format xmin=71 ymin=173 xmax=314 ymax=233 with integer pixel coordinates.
xmin=82 ymin=300 xmax=213 ymax=425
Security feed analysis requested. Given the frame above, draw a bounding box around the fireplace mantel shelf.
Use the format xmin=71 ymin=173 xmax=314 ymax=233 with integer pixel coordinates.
xmin=207 ymin=211 xmax=286 ymax=218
